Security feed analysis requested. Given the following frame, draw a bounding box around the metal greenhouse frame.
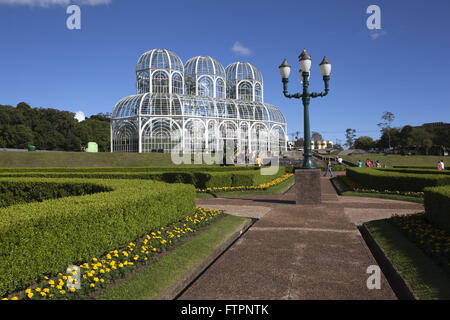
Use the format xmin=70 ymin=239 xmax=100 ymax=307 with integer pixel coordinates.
xmin=111 ymin=49 xmax=287 ymax=155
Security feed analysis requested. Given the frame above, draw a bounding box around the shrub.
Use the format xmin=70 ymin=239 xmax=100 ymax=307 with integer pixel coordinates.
xmin=0 ymin=167 xmax=287 ymax=189
xmin=346 ymin=167 xmax=450 ymax=192
xmin=0 ymin=179 xmax=110 ymax=208
xmin=424 ymin=186 xmax=450 ymax=233
xmin=0 ymin=178 xmax=195 ymax=296
xmin=379 ymin=168 xmax=450 ymax=175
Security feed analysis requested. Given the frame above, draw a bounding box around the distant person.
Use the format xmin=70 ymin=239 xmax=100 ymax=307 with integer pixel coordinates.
xmin=438 ymin=161 xmax=443 ymax=170
xmin=324 ymin=159 xmax=333 ymax=177
xmin=376 ymin=160 xmax=381 ymax=168
xmin=440 ymin=160 xmax=445 ymax=170
xmin=256 ymin=155 xmax=262 ymax=167
xmin=357 ymin=160 xmax=362 ymax=167
xmin=337 ymin=157 xmax=343 ymax=165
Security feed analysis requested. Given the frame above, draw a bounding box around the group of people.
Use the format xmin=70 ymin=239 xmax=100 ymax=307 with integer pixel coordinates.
xmin=437 ymin=160 xmax=445 ymax=170
xmin=356 ymin=159 xmax=381 ymax=168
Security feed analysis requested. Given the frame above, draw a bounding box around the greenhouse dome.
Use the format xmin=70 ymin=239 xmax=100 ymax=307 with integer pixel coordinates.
xmin=225 ymin=62 xmax=263 ymax=102
xmin=184 ymin=56 xmax=226 ymax=98
xmin=111 ymin=49 xmax=287 ymax=154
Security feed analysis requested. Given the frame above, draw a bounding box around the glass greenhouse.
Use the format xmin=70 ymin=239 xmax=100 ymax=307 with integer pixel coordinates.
xmin=111 ymin=49 xmax=287 ymax=154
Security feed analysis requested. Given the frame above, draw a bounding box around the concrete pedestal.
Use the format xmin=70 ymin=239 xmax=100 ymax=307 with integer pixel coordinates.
xmin=295 ymin=169 xmax=322 ymax=205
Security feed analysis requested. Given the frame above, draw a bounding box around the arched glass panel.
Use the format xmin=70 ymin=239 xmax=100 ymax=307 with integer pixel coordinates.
xmin=255 ymin=83 xmax=262 ymax=102
xmin=172 ymin=73 xmax=183 ymax=94
xmin=207 ymin=120 xmax=218 ymax=153
xmin=238 ymin=82 xmax=252 ymax=101
xmin=270 ymin=126 xmax=286 ymax=154
xmin=216 ymin=78 xmax=224 ymax=98
xmin=198 ymin=77 xmax=213 ymax=97
xmin=184 ymin=119 xmax=206 ymax=153
xmin=251 ymin=123 xmax=268 ymax=153
xmin=142 ymin=118 xmax=182 ymax=153
xmin=152 ymin=71 xmax=169 ymax=94
xmin=150 ymin=95 xmax=170 ymax=115
xmin=112 ymin=121 xmax=138 ymax=152
xmin=137 ymin=71 xmax=149 ymax=94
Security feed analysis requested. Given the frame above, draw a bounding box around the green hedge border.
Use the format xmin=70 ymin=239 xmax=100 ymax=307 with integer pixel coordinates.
xmin=0 ymin=177 xmax=195 ymax=296
xmin=346 ymin=167 xmax=450 ymax=192
xmin=424 ymin=185 xmax=450 ymax=233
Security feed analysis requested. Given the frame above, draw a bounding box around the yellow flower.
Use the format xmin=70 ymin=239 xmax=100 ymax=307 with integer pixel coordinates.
xmin=11 ymin=297 xmax=19 ymax=300
xmin=59 ymin=290 xmax=66 ymax=295
xmin=69 ymin=288 xmax=76 ymax=293
xmin=27 ymin=293 xmax=34 ymax=299
xmin=90 ymin=283 xmax=95 ymax=288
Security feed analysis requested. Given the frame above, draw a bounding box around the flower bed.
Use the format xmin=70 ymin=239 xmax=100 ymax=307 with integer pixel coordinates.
xmin=390 ymin=213 xmax=450 ymax=274
xmin=196 ymin=173 xmax=294 ymax=193
xmin=1 ymin=207 xmax=223 ymax=300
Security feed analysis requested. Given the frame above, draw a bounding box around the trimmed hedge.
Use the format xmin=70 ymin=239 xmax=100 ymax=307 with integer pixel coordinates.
xmin=0 ymin=180 xmax=111 ymax=208
xmin=379 ymin=168 xmax=450 ymax=175
xmin=346 ymin=167 xmax=450 ymax=192
xmin=0 ymin=166 xmax=261 ymax=173
xmin=424 ymin=186 xmax=450 ymax=233
xmin=0 ymin=177 xmax=195 ymax=296
xmin=0 ymin=167 xmax=286 ymax=189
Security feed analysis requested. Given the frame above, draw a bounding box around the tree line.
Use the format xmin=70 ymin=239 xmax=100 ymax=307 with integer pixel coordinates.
xmin=0 ymin=102 xmax=110 ymax=152
xmin=345 ymin=112 xmax=450 ymax=155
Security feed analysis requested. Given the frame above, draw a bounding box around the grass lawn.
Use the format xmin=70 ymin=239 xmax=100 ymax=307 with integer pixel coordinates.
xmin=330 ymin=176 xmax=424 ymax=204
xmin=0 ymin=151 xmax=220 ymax=168
xmin=96 ymin=214 xmax=248 ymax=300
xmin=339 ymin=154 xmax=446 ymax=168
xmin=365 ymin=219 xmax=450 ymax=300
xmin=196 ymin=175 xmax=294 ymax=198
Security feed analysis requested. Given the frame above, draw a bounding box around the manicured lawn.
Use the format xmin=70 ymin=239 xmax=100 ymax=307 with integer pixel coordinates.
xmin=0 ymin=151 xmax=221 ymax=168
xmin=96 ymin=214 xmax=248 ymax=300
xmin=196 ymin=175 xmax=294 ymax=198
xmin=331 ymin=176 xmax=424 ymax=204
xmin=340 ymin=154 xmax=446 ymax=168
xmin=365 ymin=219 xmax=450 ymax=300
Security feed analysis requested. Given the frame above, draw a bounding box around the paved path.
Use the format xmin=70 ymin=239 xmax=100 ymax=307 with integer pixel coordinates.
xmin=179 ymin=177 xmax=423 ymax=300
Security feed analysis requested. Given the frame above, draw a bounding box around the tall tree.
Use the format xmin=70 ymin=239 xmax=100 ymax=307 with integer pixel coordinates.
xmin=377 ymin=111 xmax=395 ymax=149
xmin=345 ymin=128 xmax=356 ymax=149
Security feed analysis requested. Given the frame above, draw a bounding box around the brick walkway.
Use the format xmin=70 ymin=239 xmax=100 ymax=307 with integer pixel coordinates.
xmin=178 ymin=177 xmax=423 ymax=300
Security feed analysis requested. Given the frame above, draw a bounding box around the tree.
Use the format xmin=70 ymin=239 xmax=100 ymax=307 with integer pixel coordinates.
xmin=311 ymin=131 xmax=323 ymax=141
xmin=354 ymin=136 xmax=375 ymax=151
xmin=377 ymin=111 xmax=395 ymax=149
xmin=377 ymin=128 xmax=401 ymax=150
xmin=345 ymin=128 xmax=356 ymax=149
xmin=423 ymin=138 xmax=433 ymax=155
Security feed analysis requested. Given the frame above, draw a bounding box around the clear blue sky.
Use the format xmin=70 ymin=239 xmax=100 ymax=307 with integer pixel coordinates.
xmin=1 ymin=0 xmax=449 ymax=145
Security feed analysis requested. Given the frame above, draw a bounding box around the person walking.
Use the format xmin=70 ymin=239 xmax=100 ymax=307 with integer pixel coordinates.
xmin=440 ymin=160 xmax=445 ymax=170
xmin=324 ymin=159 xmax=333 ymax=177
xmin=357 ymin=160 xmax=362 ymax=167
xmin=438 ymin=161 xmax=443 ymax=170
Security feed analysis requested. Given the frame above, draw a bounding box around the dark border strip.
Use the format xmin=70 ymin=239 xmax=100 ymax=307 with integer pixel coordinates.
xmin=358 ymin=224 xmax=418 ymax=300
xmin=157 ymin=217 xmax=257 ymax=300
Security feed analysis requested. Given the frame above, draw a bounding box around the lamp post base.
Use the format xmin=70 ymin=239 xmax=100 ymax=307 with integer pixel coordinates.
xmin=295 ymin=169 xmax=322 ymax=205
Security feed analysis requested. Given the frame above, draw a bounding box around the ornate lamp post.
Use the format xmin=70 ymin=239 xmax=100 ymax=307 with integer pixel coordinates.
xmin=279 ymin=49 xmax=331 ymax=169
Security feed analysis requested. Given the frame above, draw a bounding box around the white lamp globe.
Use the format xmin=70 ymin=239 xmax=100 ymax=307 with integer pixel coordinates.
xmin=319 ymin=57 xmax=331 ymax=76
xmin=298 ymin=49 xmax=312 ymax=73
xmin=279 ymin=59 xmax=291 ymax=79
